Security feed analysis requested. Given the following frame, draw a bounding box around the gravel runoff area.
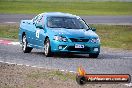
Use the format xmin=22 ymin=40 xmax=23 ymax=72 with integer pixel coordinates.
xmin=0 ymin=62 xmax=131 ymax=88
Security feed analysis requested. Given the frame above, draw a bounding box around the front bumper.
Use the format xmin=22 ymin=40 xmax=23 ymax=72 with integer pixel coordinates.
xmin=50 ymin=40 xmax=100 ymax=54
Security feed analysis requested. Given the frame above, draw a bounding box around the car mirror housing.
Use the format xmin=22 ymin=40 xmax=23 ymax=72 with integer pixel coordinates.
xmin=90 ymin=27 xmax=96 ymax=31
xmin=36 ymin=23 xmax=43 ymax=29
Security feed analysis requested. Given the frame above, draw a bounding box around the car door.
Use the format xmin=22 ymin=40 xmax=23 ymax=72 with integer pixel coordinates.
xmin=29 ymin=14 xmax=42 ymax=47
xmin=35 ymin=15 xmax=46 ymax=48
xmin=32 ymin=14 xmax=46 ymax=48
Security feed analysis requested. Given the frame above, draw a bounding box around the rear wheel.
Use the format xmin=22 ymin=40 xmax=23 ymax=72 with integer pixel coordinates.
xmin=44 ymin=38 xmax=52 ymax=57
xmin=89 ymin=53 xmax=99 ymax=58
xmin=22 ymin=35 xmax=32 ymax=53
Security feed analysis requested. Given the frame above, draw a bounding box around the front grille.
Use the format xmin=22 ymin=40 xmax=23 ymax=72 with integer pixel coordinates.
xmin=67 ymin=46 xmax=90 ymax=52
xmin=70 ymin=38 xmax=89 ymax=42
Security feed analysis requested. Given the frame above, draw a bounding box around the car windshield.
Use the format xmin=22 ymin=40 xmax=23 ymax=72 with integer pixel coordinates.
xmin=47 ymin=16 xmax=88 ymax=29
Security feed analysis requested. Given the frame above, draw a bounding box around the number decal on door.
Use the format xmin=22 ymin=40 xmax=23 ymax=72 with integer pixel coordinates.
xmin=36 ymin=29 xmax=40 ymax=38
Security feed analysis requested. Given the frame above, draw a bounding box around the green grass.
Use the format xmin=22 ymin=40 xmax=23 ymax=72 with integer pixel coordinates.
xmin=0 ymin=23 xmax=19 ymax=39
xmin=0 ymin=23 xmax=132 ymax=50
xmin=92 ymin=24 xmax=132 ymax=50
xmin=0 ymin=1 xmax=132 ymax=15
xmin=27 ymin=70 xmax=76 ymax=81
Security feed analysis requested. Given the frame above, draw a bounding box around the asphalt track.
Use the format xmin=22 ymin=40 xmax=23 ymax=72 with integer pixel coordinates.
xmin=0 ymin=40 xmax=132 ymax=75
xmin=0 ymin=14 xmax=132 ymax=25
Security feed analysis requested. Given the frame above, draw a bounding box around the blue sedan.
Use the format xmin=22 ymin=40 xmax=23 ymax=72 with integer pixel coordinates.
xmin=18 ymin=12 xmax=100 ymax=58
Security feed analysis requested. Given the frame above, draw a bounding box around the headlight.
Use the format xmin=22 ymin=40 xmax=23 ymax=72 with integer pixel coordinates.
xmin=90 ymin=38 xmax=100 ymax=43
xmin=53 ymin=35 xmax=67 ymax=42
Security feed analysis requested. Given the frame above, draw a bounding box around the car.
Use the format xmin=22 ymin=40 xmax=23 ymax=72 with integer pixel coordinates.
xmin=18 ymin=12 xmax=100 ymax=58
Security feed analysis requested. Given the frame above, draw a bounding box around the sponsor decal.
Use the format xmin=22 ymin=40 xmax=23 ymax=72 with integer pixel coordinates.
xmin=76 ymin=66 xmax=131 ymax=85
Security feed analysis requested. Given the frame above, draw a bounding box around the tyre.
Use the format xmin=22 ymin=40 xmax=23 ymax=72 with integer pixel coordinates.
xmin=44 ymin=38 xmax=52 ymax=57
xmin=89 ymin=53 xmax=99 ymax=58
xmin=22 ymin=35 xmax=32 ymax=53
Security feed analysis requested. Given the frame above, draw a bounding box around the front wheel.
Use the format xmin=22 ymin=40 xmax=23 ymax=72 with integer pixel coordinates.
xmin=89 ymin=53 xmax=99 ymax=58
xmin=44 ymin=38 xmax=52 ymax=57
xmin=22 ymin=35 xmax=32 ymax=53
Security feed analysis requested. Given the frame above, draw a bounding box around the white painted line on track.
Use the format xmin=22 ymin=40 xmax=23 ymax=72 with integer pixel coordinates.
xmin=0 ymin=60 xmax=16 ymax=65
xmin=25 ymin=65 xmax=30 ymax=67
xmin=124 ymin=83 xmax=132 ymax=87
xmin=0 ymin=60 xmax=76 ymax=73
xmin=60 ymin=70 xmax=65 ymax=72
xmin=17 ymin=64 xmax=24 ymax=66
xmin=69 ymin=71 xmax=76 ymax=73
xmin=8 ymin=42 xmax=20 ymax=45
xmin=123 ymin=57 xmax=132 ymax=59
xmin=30 ymin=65 xmax=44 ymax=68
xmin=4 ymin=22 xmax=17 ymax=24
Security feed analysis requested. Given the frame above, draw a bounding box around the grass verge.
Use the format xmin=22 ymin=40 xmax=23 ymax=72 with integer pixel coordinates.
xmin=0 ymin=62 xmax=76 ymax=88
xmin=27 ymin=70 xmax=75 ymax=81
xmin=0 ymin=23 xmax=132 ymax=50
xmin=92 ymin=24 xmax=132 ymax=50
xmin=0 ymin=23 xmax=19 ymax=39
xmin=0 ymin=1 xmax=132 ymax=15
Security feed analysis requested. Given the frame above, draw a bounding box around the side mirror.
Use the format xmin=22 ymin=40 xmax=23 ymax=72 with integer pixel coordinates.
xmin=90 ymin=28 xmax=96 ymax=31
xmin=36 ymin=23 xmax=43 ymax=29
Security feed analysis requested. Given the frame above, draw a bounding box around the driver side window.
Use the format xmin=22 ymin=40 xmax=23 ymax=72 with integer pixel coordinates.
xmin=33 ymin=14 xmax=44 ymax=27
xmin=33 ymin=15 xmax=40 ymax=24
xmin=36 ymin=15 xmax=44 ymax=28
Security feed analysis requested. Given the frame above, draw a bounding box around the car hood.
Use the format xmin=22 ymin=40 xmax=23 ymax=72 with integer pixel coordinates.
xmin=51 ymin=28 xmax=99 ymax=38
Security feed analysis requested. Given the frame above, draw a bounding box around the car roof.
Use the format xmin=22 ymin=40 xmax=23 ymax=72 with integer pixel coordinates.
xmin=42 ymin=12 xmax=80 ymax=18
